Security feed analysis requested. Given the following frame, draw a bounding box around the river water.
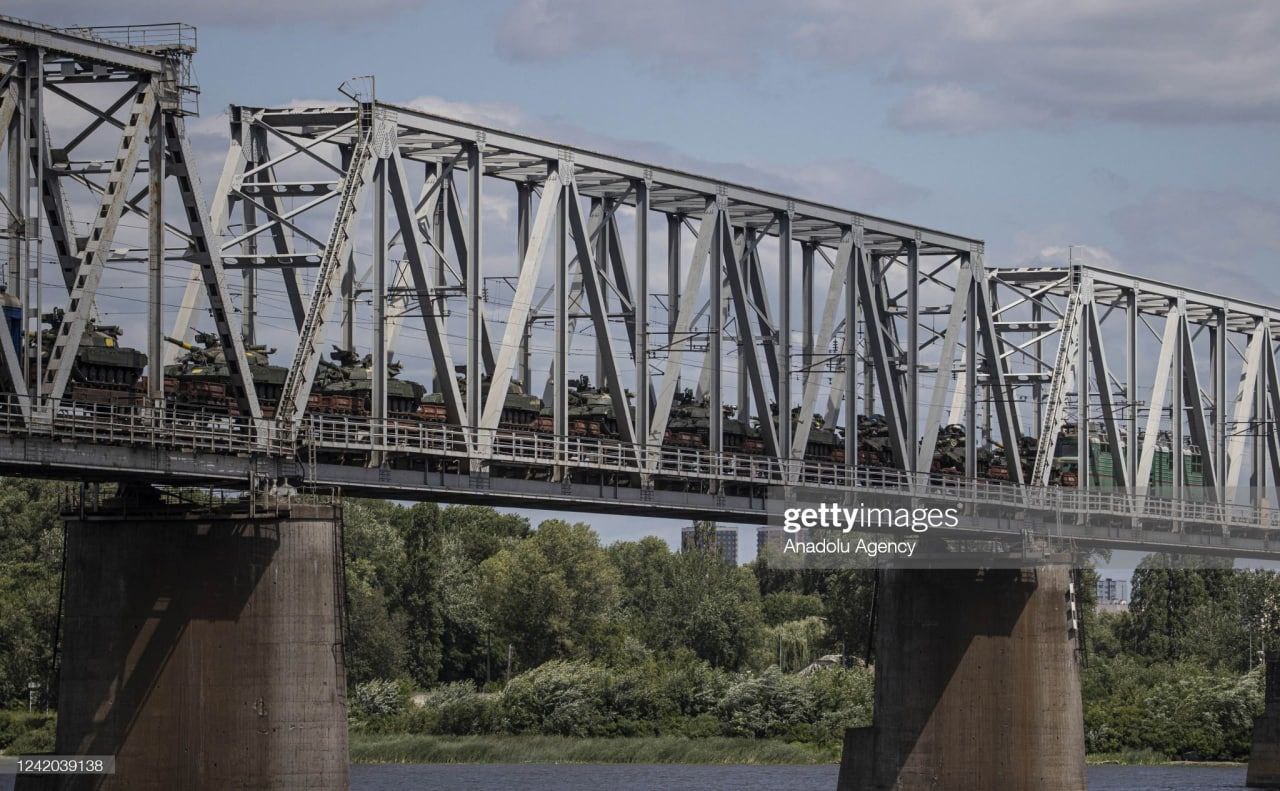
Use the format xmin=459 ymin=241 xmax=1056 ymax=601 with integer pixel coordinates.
xmin=0 ymin=763 xmax=1249 ymax=789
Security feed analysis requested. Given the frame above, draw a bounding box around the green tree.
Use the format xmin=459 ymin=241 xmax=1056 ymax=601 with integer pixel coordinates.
xmin=437 ymin=507 xmax=530 ymax=682
xmin=399 ymin=503 xmax=444 ymax=687
xmin=665 ymin=548 xmax=763 ymax=669
xmin=342 ymin=499 xmax=408 ymax=684
xmin=0 ymin=479 xmax=64 ymax=707
xmin=480 ymin=519 xmax=621 ymax=669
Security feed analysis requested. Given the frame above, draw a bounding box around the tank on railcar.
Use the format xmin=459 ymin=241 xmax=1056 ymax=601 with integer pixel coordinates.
xmin=421 ymin=369 xmax=543 ymax=429
xmin=28 ymin=308 xmax=147 ymax=406
xmin=533 ymin=375 xmax=622 ymax=438
xmin=312 ymin=348 xmax=426 ymax=417
xmin=162 ymin=332 xmax=286 ymax=415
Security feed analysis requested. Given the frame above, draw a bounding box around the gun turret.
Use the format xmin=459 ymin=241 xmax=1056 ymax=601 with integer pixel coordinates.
xmin=330 ymin=346 xmax=361 ymax=367
xmin=164 ymin=335 xmax=195 ymax=352
xmin=193 ymin=331 xmax=219 ymax=348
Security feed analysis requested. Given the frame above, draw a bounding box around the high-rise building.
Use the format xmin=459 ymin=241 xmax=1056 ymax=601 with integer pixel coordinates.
xmin=757 ymin=526 xmax=783 ymax=559
xmin=1095 ymin=577 xmax=1130 ymax=612
xmin=682 ymin=524 xmax=739 ymax=565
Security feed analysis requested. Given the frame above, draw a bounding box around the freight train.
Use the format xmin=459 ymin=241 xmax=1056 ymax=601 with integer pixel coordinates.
xmin=0 ymin=322 xmax=1211 ymax=492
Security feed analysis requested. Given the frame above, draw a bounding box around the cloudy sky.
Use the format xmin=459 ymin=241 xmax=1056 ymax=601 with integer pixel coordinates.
xmin=17 ymin=0 xmax=1280 ymax=563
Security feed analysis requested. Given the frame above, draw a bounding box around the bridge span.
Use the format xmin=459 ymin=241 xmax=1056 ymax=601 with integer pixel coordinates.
xmin=2 ymin=13 xmax=1278 ymax=791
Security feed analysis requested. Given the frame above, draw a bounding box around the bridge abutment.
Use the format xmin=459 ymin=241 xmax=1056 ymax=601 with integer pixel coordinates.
xmin=20 ymin=495 xmax=348 ymax=791
xmin=837 ymin=556 xmax=1086 ymax=790
xmin=1248 ymin=656 xmax=1280 ymax=787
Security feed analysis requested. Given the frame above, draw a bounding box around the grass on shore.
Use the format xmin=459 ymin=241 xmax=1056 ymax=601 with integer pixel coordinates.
xmin=349 ymin=734 xmax=841 ymax=765
xmin=352 ymin=734 xmax=1251 ymax=768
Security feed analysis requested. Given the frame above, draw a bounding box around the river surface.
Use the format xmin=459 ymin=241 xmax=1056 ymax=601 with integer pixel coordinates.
xmin=0 ymin=763 xmax=1251 ymax=789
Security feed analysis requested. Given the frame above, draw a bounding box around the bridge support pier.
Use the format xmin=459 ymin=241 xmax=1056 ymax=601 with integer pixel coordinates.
xmin=837 ymin=555 xmax=1086 ymax=790
xmin=21 ymin=495 xmax=348 ymax=791
xmin=1248 ymin=656 xmax=1280 ymax=787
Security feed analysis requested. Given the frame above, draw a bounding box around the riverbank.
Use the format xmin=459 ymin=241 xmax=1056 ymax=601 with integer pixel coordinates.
xmin=350 ymin=734 xmax=1252 ymax=767
xmin=349 ymin=734 xmax=841 ymax=764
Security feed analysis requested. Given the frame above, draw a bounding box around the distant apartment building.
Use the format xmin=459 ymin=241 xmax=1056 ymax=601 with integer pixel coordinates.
xmin=757 ymin=526 xmax=783 ymax=559
xmin=1095 ymin=577 xmax=1130 ymax=613
xmin=682 ymin=524 xmax=739 ymax=565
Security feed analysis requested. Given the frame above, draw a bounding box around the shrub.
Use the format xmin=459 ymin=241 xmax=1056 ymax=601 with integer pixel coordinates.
xmin=501 ymin=660 xmax=610 ymax=736
xmin=716 ymin=666 xmax=815 ymax=738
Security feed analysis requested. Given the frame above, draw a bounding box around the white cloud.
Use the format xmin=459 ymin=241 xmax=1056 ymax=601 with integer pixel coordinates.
xmin=8 ymin=0 xmax=429 ymax=28
xmin=496 ymin=0 xmax=1280 ymax=131
xmin=1109 ymin=189 xmax=1280 ymax=304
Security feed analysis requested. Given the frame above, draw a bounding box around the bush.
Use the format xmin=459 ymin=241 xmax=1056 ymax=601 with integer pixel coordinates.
xmin=351 ymin=678 xmax=411 ymax=726
xmin=3 ymin=718 xmax=54 ymax=755
xmin=501 ymin=660 xmax=611 ymax=736
xmin=716 ymin=666 xmax=815 ymax=738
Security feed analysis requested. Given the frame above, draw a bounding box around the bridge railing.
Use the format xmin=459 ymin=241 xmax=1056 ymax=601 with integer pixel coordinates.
xmin=4 ymin=398 xmax=1280 ymax=534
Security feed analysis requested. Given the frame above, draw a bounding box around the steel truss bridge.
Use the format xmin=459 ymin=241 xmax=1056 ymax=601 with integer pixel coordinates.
xmin=3 ymin=16 xmax=1280 ymax=558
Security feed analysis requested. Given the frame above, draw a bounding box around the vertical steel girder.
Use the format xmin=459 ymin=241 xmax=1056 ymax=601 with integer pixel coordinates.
xmin=777 ymin=213 xmax=793 ymax=460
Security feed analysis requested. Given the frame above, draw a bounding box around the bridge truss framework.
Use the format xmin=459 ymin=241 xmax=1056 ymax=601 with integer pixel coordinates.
xmin=3 ymin=16 xmax=1280 ymax=557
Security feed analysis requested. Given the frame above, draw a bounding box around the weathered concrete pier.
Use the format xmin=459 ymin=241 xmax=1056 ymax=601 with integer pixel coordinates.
xmin=1249 ymin=656 xmax=1280 ymax=787
xmin=838 ymin=554 xmax=1087 ymax=790
xmin=19 ymin=492 xmax=348 ymax=790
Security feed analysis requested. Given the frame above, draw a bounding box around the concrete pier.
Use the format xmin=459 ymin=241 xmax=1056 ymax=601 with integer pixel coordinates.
xmin=1248 ymin=656 xmax=1280 ymax=787
xmin=837 ymin=556 xmax=1087 ymax=790
xmin=20 ymin=494 xmax=348 ymax=791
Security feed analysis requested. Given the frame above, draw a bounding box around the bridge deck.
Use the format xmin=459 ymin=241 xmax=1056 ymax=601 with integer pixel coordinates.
xmin=3 ymin=400 xmax=1278 ymax=559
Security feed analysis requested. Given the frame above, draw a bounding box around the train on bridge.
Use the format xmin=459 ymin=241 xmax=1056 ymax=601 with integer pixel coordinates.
xmin=0 ymin=314 xmax=1204 ymax=494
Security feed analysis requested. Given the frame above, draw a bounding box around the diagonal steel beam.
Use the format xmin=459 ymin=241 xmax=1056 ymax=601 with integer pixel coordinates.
xmin=276 ymin=122 xmax=376 ymax=427
xmin=1225 ymin=321 xmax=1265 ymax=493
xmin=1179 ymin=315 xmax=1219 ymax=498
xmin=857 ymin=240 xmax=912 ymax=469
xmin=445 ymin=173 xmax=496 ymax=377
xmin=567 ymin=180 xmax=638 ymax=449
xmin=480 ymin=170 xmax=561 ymax=431
xmin=168 ymin=121 xmax=250 ymax=362
xmin=720 ymin=212 xmax=780 ymax=457
xmin=792 ymin=232 xmax=852 ymax=460
xmin=43 ymin=84 xmax=156 ymax=406
xmin=1137 ymin=308 xmax=1182 ymax=492
xmin=1087 ymin=301 xmax=1130 ymax=490
xmin=164 ymin=112 xmax=264 ymax=421
xmin=388 ymin=149 xmax=467 ymax=427
xmin=917 ymin=266 xmax=973 ymax=472
xmin=648 ymin=202 xmax=718 ymax=449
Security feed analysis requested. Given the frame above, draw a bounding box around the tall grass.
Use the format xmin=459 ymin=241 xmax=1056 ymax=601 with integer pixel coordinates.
xmin=349 ymin=734 xmax=840 ymax=765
